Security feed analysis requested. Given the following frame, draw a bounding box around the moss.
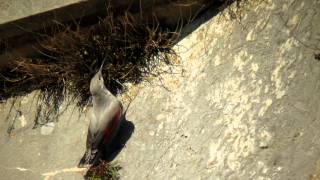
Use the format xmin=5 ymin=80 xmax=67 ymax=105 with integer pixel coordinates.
xmin=86 ymin=161 xmax=121 ymax=180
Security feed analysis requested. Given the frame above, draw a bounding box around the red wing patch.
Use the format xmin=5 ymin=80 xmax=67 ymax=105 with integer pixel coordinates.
xmin=103 ymin=109 xmax=122 ymax=144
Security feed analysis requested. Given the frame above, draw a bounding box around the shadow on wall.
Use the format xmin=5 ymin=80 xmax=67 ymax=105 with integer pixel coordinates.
xmin=103 ymin=117 xmax=135 ymax=162
xmin=177 ymin=1 xmax=232 ymax=42
xmin=84 ymin=116 xmax=135 ymax=178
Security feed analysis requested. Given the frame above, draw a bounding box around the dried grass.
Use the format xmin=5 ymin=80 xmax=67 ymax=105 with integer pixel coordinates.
xmin=0 ymin=6 xmax=178 ymax=106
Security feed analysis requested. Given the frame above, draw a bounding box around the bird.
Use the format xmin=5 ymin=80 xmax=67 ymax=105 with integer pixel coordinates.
xmin=78 ymin=61 xmax=123 ymax=167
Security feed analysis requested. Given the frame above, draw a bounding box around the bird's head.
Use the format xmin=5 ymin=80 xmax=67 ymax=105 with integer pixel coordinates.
xmin=90 ymin=61 xmax=105 ymax=95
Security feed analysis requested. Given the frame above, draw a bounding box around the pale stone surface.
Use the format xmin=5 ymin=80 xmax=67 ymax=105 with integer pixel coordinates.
xmin=0 ymin=92 xmax=88 ymax=180
xmin=40 ymin=122 xmax=55 ymax=135
xmin=1 ymin=0 xmax=320 ymax=179
xmin=117 ymin=0 xmax=320 ymax=179
xmin=0 ymin=0 xmax=84 ymax=24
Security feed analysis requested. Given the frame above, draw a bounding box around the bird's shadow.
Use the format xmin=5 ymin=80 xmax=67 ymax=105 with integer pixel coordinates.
xmin=102 ymin=116 xmax=135 ymax=161
xmin=85 ymin=116 xmax=135 ymax=178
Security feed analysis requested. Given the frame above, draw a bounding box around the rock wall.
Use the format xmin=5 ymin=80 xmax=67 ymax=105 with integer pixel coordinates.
xmin=1 ymin=0 xmax=320 ymax=179
xmin=117 ymin=0 xmax=320 ymax=179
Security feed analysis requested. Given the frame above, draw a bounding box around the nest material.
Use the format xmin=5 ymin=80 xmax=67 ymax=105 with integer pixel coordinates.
xmin=85 ymin=161 xmax=120 ymax=180
xmin=0 ymin=9 xmax=178 ymax=106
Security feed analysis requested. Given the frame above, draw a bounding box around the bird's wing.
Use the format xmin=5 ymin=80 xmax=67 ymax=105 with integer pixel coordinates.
xmin=86 ymin=100 xmax=123 ymax=150
xmin=80 ymin=109 xmax=104 ymax=167
xmin=99 ymin=100 xmax=123 ymax=145
xmin=86 ymin=109 xmax=105 ymax=150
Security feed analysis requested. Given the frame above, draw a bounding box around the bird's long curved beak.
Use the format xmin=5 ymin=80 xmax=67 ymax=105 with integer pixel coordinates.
xmin=98 ymin=68 xmax=103 ymax=75
xmin=99 ymin=63 xmax=104 ymax=73
xmin=99 ymin=55 xmax=108 ymax=72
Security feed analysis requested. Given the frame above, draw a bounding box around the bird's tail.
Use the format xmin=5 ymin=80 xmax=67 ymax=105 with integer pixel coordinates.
xmin=78 ymin=149 xmax=101 ymax=167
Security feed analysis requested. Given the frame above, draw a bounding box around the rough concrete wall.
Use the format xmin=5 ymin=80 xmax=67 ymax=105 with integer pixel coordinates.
xmin=0 ymin=0 xmax=320 ymax=179
xmin=0 ymin=0 xmax=84 ymax=24
xmin=0 ymin=93 xmax=88 ymax=180
xmin=117 ymin=0 xmax=320 ymax=179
